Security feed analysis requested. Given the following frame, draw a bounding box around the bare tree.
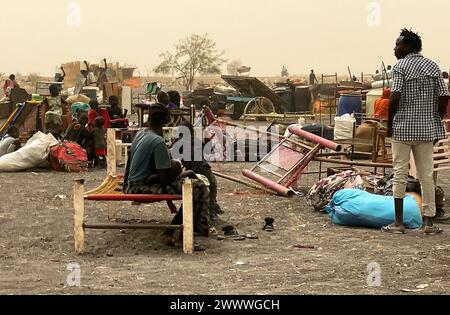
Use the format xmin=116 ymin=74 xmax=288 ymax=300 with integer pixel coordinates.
xmin=154 ymin=34 xmax=226 ymax=91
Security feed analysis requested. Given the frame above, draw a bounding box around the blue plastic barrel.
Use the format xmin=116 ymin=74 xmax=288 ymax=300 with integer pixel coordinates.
xmin=338 ymin=94 xmax=363 ymax=124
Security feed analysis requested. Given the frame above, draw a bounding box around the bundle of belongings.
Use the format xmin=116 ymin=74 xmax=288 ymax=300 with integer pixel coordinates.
xmin=307 ymin=170 xmax=445 ymax=230
xmin=0 ymin=131 xmax=88 ymax=173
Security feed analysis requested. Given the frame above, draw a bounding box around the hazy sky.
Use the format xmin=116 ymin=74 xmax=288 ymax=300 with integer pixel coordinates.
xmin=1 ymin=0 xmax=449 ymax=77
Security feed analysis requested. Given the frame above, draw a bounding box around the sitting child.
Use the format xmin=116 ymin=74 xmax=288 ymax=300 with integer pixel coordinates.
xmin=0 ymin=126 xmax=21 ymax=157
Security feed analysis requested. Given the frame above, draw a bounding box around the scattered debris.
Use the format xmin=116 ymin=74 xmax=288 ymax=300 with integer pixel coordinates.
xmin=293 ymin=245 xmax=316 ymax=250
xmin=222 ymin=225 xmax=238 ymax=236
xmin=263 ymin=218 xmax=275 ymax=232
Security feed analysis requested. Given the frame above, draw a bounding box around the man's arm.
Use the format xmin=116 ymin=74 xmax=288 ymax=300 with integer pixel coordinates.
xmin=387 ymin=92 xmax=401 ymax=137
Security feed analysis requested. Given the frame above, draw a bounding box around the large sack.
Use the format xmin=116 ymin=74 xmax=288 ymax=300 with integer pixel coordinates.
xmin=48 ymin=141 xmax=88 ymax=173
xmin=0 ymin=132 xmax=57 ymax=172
xmin=66 ymin=94 xmax=91 ymax=105
xmin=334 ymin=114 xmax=355 ymax=140
xmin=326 ymin=189 xmax=423 ymax=229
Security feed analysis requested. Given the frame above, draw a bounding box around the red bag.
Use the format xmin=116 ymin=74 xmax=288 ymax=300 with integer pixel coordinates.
xmin=48 ymin=141 xmax=88 ymax=173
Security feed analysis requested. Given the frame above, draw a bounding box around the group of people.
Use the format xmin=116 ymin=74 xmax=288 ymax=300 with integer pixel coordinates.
xmin=66 ymin=95 xmax=127 ymax=167
xmin=123 ymin=99 xmax=222 ymax=247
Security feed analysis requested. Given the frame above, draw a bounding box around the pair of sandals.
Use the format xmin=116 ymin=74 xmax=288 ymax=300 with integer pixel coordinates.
xmin=381 ymin=224 xmax=443 ymax=235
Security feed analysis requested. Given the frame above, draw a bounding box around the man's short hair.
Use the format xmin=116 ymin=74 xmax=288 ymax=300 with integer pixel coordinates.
xmin=147 ymin=103 xmax=172 ymax=127
xmin=9 ymin=74 xmax=15 ymax=81
xmin=400 ymin=28 xmax=422 ymax=53
xmin=157 ymin=91 xmax=169 ymax=105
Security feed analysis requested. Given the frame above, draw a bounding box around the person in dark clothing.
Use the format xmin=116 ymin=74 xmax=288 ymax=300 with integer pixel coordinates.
xmin=124 ymin=103 xmax=212 ymax=246
xmin=171 ymin=121 xmax=223 ymax=220
xmin=107 ymin=95 xmax=126 ymax=119
xmin=65 ymin=113 xmax=90 ymax=149
xmin=92 ymin=116 xmax=107 ymax=168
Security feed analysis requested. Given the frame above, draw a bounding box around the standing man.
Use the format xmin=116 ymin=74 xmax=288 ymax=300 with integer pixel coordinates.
xmin=384 ymin=29 xmax=449 ymax=235
xmin=309 ymin=69 xmax=318 ymax=85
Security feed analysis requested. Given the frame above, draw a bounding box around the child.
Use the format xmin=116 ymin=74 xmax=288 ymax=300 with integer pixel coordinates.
xmin=172 ymin=121 xmax=223 ymax=220
xmin=45 ymin=84 xmax=65 ymax=139
xmin=0 ymin=125 xmax=21 ymax=157
xmin=92 ymin=116 xmax=107 ymax=168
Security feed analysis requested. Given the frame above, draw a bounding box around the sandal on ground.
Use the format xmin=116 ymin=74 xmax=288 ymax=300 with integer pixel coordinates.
xmin=381 ymin=224 xmax=406 ymax=234
xmin=423 ymin=226 xmax=443 ymax=235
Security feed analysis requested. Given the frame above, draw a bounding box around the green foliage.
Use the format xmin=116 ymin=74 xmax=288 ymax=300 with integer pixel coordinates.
xmin=154 ymin=34 xmax=226 ymax=91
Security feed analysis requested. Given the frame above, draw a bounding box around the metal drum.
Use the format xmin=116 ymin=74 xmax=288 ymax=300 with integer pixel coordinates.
xmin=338 ymin=94 xmax=363 ymax=124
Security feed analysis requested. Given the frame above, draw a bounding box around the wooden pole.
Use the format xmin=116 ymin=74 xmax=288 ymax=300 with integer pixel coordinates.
xmin=107 ymin=128 xmax=117 ymax=176
xmin=212 ymin=171 xmax=277 ymax=195
xmin=182 ymin=180 xmax=194 ymax=254
xmin=74 ymin=179 xmax=85 ymax=254
xmin=314 ymin=157 xmax=392 ymax=168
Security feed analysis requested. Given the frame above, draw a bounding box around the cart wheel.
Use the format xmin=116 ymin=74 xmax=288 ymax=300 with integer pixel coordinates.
xmin=230 ymin=103 xmax=245 ymax=120
xmin=244 ymin=97 xmax=275 ymax=121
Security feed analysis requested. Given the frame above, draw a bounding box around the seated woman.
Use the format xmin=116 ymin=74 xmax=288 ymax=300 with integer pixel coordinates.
xmin=65 ymin=113 xmax=90 ymax=149
xmin=124 ymin=103 xmax=212 ymax=245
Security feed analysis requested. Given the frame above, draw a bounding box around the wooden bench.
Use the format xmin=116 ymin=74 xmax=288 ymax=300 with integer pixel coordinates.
xmin=73 ymin=179 xmax=195 ymax=255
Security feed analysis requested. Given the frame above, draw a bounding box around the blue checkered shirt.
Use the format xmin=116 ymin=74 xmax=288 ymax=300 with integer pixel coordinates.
xmin=391 ymin=53 xmax=449 ymax=141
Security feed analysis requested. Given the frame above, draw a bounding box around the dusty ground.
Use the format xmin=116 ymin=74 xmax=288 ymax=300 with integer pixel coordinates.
xmin=0 ymin=159 xmax=449 ymax=295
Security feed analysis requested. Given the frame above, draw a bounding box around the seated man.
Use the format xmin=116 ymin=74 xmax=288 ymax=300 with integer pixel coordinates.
xmin=107 ymin=95 xmax=129 ymax=128
xmin=0 ymin=125 xmax=21 ymax=157
xmin=124 ymin=103 xmax=212 ymax=244
xmin=107 ymin=95 xmax=127 ymax=119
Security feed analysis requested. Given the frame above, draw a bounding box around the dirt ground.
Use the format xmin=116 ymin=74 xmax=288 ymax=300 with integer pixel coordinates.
xmin=0 ymin=157 xmax=449 ymax=295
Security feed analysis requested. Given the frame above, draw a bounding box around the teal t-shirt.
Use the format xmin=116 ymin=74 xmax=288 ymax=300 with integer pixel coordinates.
xmin=128 ymin=130 xmax=171 ymax=183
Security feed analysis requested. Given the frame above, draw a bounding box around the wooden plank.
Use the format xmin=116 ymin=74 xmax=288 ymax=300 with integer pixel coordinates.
xmin=74 ymin=179 xmax=85 ymax=254
xmin=433 ymin=152 xmax=450 ymax=159
xmin=84 ymin=223 xmax=182 ymax=230
xmin=435 ymin=166 xmax=450 ymax=172
xmin=182 ymin=180 xmax=194 ymax=255
xmin=107 ymin=129 xmax=117 ymax=176
xmin=434 ymin=159 xmax=450 ymax=166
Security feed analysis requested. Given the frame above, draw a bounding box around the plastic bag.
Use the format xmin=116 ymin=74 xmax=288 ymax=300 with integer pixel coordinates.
xmin=326 ymin=189 xmax=423 ymax=229
xmin=334 ymin=114 xmax=355 ymax=140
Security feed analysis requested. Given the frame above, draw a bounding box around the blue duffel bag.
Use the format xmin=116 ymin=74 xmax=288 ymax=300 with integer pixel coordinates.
xmin=326 ymin=189 xmax=423 ymax=229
